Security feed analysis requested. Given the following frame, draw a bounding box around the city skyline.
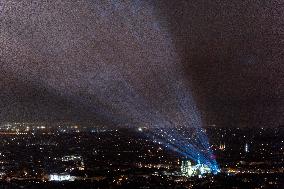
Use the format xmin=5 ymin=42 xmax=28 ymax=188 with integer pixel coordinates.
xmin=0 ymin=1 xmax=283 ymax=188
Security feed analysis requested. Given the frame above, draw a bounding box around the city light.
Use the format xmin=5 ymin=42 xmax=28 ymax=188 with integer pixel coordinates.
xmin=49 ymin=173 xmax=75 ymax=182
xmin=181 ymin=159 xmax=212 ymax=177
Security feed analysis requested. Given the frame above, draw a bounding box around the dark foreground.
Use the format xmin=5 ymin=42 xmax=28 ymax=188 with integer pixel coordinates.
xmin=0 ymin=173 xmax=283 ymax=189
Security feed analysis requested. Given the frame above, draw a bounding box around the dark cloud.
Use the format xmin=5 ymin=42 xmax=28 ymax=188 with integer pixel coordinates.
xmin=154 ymin=0 xmax=284 ymax=127
xmin=0 ymin=70 xmax=100 ymax=122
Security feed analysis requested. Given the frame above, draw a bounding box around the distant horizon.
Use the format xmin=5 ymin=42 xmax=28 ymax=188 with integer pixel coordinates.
xmin=0 ymin=120 xmax=283 ymax=129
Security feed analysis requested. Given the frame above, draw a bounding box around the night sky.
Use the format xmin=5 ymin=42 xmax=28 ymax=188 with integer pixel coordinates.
xmin=0 ymin=0 xmax=283 ymax=127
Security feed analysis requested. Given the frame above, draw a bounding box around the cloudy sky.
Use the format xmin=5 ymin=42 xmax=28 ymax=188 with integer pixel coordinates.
xmin=0 ymin=0 xmax=283 ymax=127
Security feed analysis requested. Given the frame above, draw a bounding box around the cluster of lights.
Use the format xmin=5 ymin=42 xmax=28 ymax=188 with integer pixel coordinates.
xmin=134 ymin=82 xmax=220 ymax=174
xmin=49 ymin=173 xmax=75 ymax=182
xmin=181 ymin=159 xmax=212 ymax=177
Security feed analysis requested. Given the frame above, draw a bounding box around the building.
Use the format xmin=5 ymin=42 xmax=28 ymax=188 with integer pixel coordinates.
xmin=49 ymin=173 xmax=76 ymax=181
xmin=181 ymin=159 xmax=212 ymax=177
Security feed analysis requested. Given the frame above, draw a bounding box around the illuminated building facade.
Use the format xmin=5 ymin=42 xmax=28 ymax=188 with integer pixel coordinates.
xmin=181 ymin=159 xmax=212 ymax=177
xmin=49 ymin=173 xmax=75 ymax=181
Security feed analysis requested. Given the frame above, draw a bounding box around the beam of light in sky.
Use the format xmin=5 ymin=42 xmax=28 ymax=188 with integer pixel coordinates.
xmin=0 ymin=0 xmax=219 ymax=173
